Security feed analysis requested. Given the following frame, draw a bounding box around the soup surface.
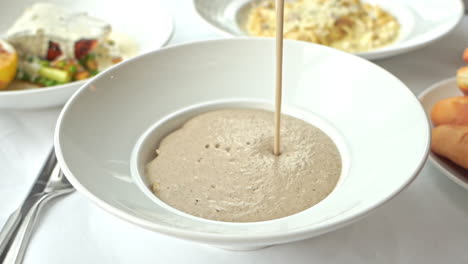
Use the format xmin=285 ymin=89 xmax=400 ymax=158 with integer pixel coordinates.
xmin=146 ymin=109 xmax=342 ymax=222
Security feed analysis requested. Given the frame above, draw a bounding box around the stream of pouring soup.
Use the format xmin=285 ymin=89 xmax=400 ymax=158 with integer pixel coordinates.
xmin=145 ymin=109 xmax=342 ymax=222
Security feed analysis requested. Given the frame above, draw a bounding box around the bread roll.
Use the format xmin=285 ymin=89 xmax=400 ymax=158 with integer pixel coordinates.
xmin=431 ymin=125 xmax=468 ymax=169
xmin=430 ymin=96 xmax=468 ymax=126
xmin=457 ymin=66 xmax=468 ymax=95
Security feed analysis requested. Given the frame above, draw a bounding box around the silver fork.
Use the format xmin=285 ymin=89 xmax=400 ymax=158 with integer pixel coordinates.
xmin=0 ymin=149 xmax=75 ymax=263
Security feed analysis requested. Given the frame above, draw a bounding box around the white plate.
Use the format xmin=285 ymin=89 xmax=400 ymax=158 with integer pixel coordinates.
xmin=0 ymin=0 xmax=173 ymax=109
xmin=193 ymin=0 xmax=464 ymax=60
xmin=55 ymin=38 xmax=430 ymax=250
xmin=419 ymin=77 xmax=468 ymax=190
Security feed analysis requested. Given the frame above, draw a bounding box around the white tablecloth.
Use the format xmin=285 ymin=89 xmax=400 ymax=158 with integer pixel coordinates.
xmin=2 ymin=1 xmax=468 ymax=263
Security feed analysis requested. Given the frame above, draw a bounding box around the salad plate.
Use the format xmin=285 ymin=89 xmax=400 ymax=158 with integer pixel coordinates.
xmin=0 ymin=0 xmax=173 ymax=109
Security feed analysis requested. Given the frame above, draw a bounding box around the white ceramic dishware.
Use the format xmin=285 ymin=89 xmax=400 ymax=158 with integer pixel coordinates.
xmin=130 ymin=99 xmax=351 ymax=222
xmin=419 ymin=77 xmax=468 ymax=190
xmin=0 ymin=0 xmax=173 ymax=109
xmin=193 ymin=0 xmax=464 ymax=60
xmin=55 ymin=38 xmax=430 ymax=250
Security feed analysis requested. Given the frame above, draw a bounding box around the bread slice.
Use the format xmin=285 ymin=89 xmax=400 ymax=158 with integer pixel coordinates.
xmin=431 ymin=96 xmax=468 ymax=126
xmin=456 ymin=66 xmax=468 ymax=95
xmin=432 ymin=125 xmax=468 ymax=169
xmin=463 ymin=48 xmax=468 ymax=63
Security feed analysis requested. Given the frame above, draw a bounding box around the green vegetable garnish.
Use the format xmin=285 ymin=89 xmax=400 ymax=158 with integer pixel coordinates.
xmin=39 ymin=60 xmax=49 ymax=67
xmin=85 ymin=53 xmax=96 ymax=60
xmin=69 ymin=65 xmax=78 ymax=74
xmin=38 ymin=67 xmax=71 ymax=83
xmin=57 ymin=60 xmax=66 ymax=68
xmin=44 ymin=79 xmax=57 ymax=86
xmin=24 ymin=73 xmax=31 ymax=81
xmin=36 ymin=76 xmax=47 ymax=86
xmin=16 ymin=71 xmax=31 ymax=81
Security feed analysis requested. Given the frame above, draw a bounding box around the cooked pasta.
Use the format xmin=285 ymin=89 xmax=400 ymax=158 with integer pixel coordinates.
xmin=246 ymin=0 xmax=400 ymax=52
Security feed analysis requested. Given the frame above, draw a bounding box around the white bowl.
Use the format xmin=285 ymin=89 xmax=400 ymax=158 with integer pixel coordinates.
xmin=419 ymin=77 xmax=468 ymax=190
xmin=193 ymin=0 xmax=464 ymax=60
xmin=0 ymin=0 xmax=173 ymax=109
xmin=55 ymin=38 xmax=430 ymax=250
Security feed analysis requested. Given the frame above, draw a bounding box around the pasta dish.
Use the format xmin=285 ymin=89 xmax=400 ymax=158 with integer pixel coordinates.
xmin=246 ymin=0 xmax=400 ymax=53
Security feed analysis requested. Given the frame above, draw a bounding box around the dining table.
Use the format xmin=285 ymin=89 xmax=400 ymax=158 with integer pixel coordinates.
xmin=1 ymin=0 xmax=468 ymax=263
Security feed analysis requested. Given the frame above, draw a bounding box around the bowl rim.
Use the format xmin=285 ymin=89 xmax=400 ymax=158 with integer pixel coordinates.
xmin=129 ymin=98 xmax=352 ymax=225
xmin=55 ymin=38 xmax=431 ymax=243
xmin=191 ymin=0 xmax=464 ymax=60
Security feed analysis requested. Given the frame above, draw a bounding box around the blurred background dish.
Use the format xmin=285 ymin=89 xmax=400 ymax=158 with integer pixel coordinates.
xmin=419 ymin=77 xmax=468 ymax=190
xmin=55 ymin=38 xmax=430 ymax=250
xmin=193 ymin=0 xmax=464 ymax=60
xmin=245 ymin=0 xmax=401 ymax=53
xmin=0 ymin=0 xmax=173 ymax=109
xmin=0 ymin=39 xmax=18 ymax=90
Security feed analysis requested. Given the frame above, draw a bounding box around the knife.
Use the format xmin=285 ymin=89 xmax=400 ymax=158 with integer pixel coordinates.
xmin=0 ymin=148 xmax=57 ymax=257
